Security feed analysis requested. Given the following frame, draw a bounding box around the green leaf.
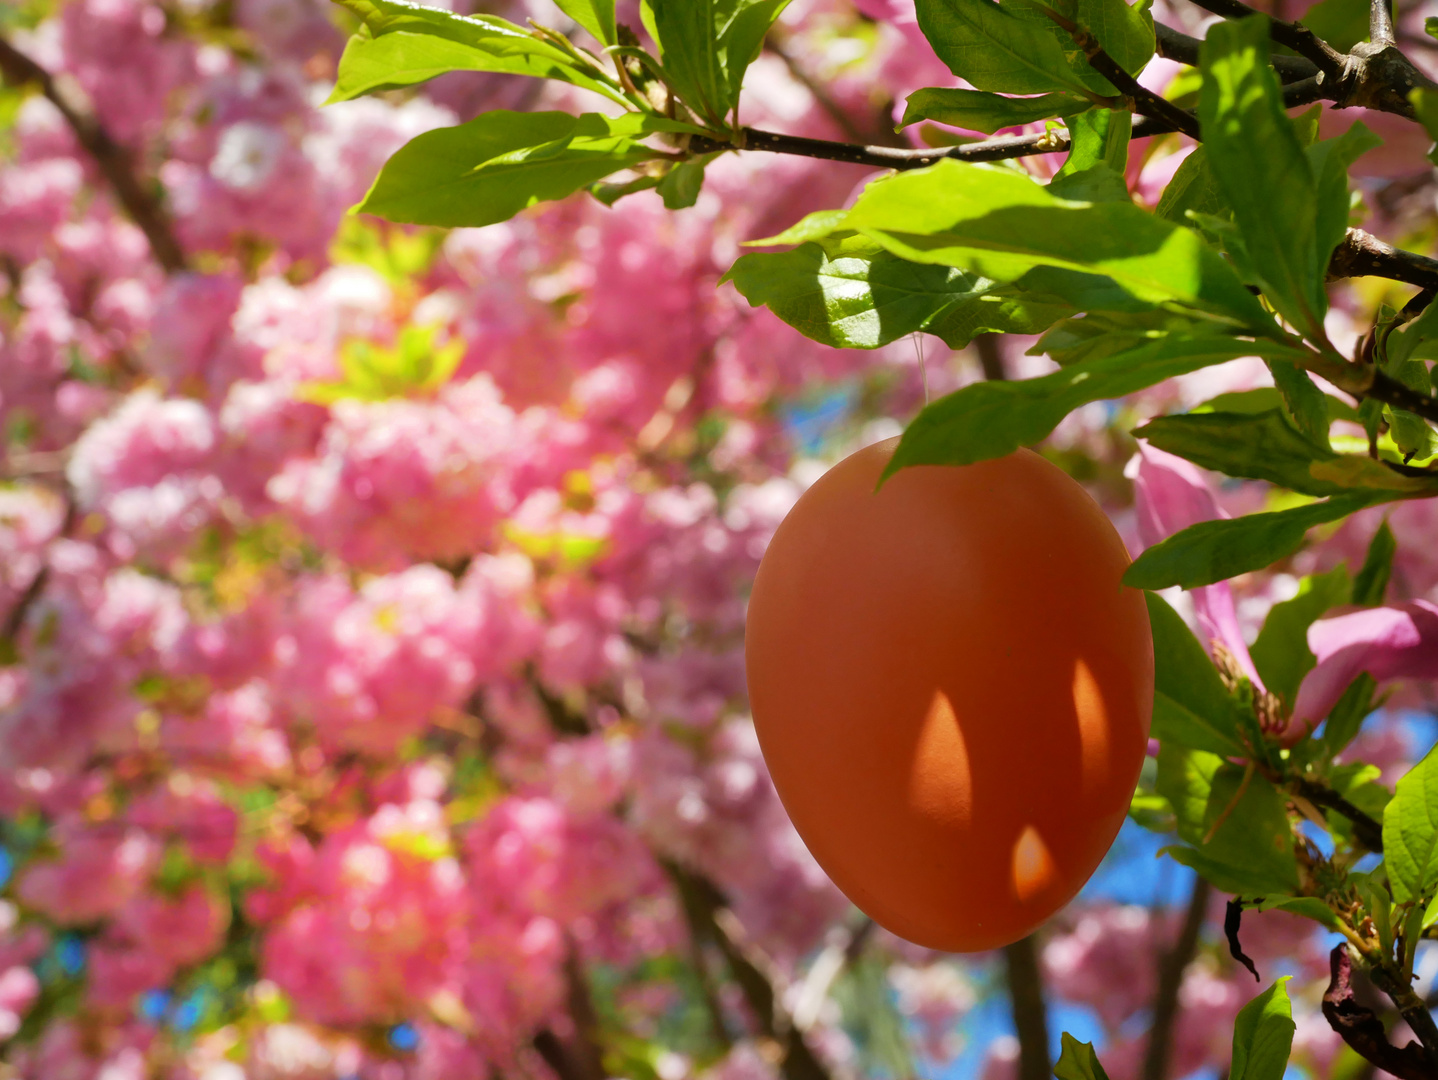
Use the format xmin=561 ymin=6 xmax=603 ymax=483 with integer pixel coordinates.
xmin=1320 ymin=672 xmax=1377 ymax=757
xmin=1155 ymin=146 xmax=1225 ymax=229
xmin=1055 ymin=107 xmax=1131 ymax=177
xmin=914 ymin=0 xmax=1153 ymax=96
xmin=1123 ymin=492 xmax=1386 ymax=590
xmin=1199 ymin=15 xmax=1327 ymax=338
xmin=723 ymin=235 xmax=1073 ymax=350
xmin=772 ymin=159 xmax=1275 ymax=329
xmin=1410 ymin=87 xmax=1438 ymax=163
xmin=1383 ymin=745 xmax=1438 ymax=904
xmin=657 ymin=155 xmax=711 ymax=209
xmin=1133 ymin=409 xmax=1423 ymax=496
xmin=1326 ymin=761 xmax=1391 ymax=848
xmin=1047 ymin=109 xmax=1132 ymax=203
xmin=1352 ymin=519 xmax=1396 ymax=605
xmin=1054 ymin=1034 xmax=1111 ymax=1080
xmin=1266 ymin=360 xmax=1331 ymax=449
xmin=555 ymin=0 xmax=616 ymax=43
xmin=1301 ymin=0 xmax=1368 ymax=52
xmin=1231 ymin=978 xmax=1295 ymax=1080
xmin=899 ymin=87 xmax=1091 ymax=134
xmin=327 ymin=0 xmax=624 ymax=104
xmin=886 ymin=333 xmax=1272 ymax=474
xmin=1308 ymin=122 xmax=1382 ymax=283
xmin=1158 ymin=746 xmax=1299 ymax=894
xmin=1243 ymin=895 xmax=1340 ymax=929
xmin=914 ymin=0 xmax=1092 ymax=94
xmin=1249 ymin=565 xmax=1351 ymax=705
xmin=1146 ymin=592 xmax=1248 ymax=757
xmin=646 ymin=0 xmax=791 ymax=124
xmin=357 ymin=110 xmax=694 ymax=228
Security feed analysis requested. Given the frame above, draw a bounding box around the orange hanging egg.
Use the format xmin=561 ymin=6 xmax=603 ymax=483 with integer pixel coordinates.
xmin=745 ymin=439 xmax=1153 ymax=951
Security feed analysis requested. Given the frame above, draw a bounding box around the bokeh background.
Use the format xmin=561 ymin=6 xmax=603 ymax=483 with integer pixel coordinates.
xmin=1 ymin=0 xmax=1437 ymax=1077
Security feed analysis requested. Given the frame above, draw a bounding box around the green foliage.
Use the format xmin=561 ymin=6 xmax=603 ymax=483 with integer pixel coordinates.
xmin=1157 ymin=745 xmax=1299 ymax=894
xmin=1054 ymin=1034 xmax=1111 ymax=1080
xmin=300 ymin=324 xmax=465 ymax=402
xmin=1146 ymin=592 xmax=1248 ymax=757
xmin=1249 ymin=565 xmax=1351 ymax=705
xmin=1266 ymin=360 xmax=1332 ymax=448
xmin=357 ymin=111 xmax=700 ymax=228
xmin=883 ymin=334 xmax=1272 ymax=474
xmin=555 ymin=0 xmax=616 ymax=44
xmin=1383 ymin=745 xmax=1438 ymax=904
xmin=1124 ymin=492 xmax=1390 ymax=590
xmin=759 ymin=159 xmax=1275 ymax=328
xmin=1352 ymin=520 xmax=1396 ymax=605
xmin=1198 ymin=16 xmax=1330 ymax=339
xmin=327 ymin=0 xmax=626 ymax=103
xmin=1133 ymin=409 xmax=1426 ymax=496
xmin=1230 ymin=978 xmax=1295 ymax=1080
xmin=899 ymin=88 xmax=1091 ymax=134
xmin=643 ymin=0 xmax=791 ymax=124
xmin=913 ymin=0 xmax=1152 ymax=96
xmin=723 ymin=236 xmax=1071 ymax=349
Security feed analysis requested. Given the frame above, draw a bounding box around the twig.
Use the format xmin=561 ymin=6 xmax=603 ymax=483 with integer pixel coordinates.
xmin=1290 ymin=777 xmax=1386 ymax=852
xmin=1003 ymin=935 xmax=1051 ymax=1080
xmin=1155 ymin=23 xmax=1319 ymax=81
xmin=1040 ymin=6 xmax=1202 ymax=138
xmin=1142 ymin=879 xmax=1213 ymax=1080
xmin=975 ymin=334 xmax=1007 ymax=381
xmin=1183 ymin=0 xmax=1346 ymax=77
xmin=666 ymin=862 xmax=832 ymax=1080
xmin=1371 ymin=0 xmax=1396 ymax=48
xmin=1368 ymin=961 xmax=1438 ymax=1068
xmin=0 ymin=36 xmax=187 ymax=273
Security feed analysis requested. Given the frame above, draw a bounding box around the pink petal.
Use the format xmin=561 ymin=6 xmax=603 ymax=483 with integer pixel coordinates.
xmin=1292 ymin=601 xmax=1438 ymax=725
xmin=1128 ymin=444 xmax=1265 ymax=690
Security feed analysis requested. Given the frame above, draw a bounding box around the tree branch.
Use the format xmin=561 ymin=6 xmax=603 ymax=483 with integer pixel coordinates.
xmin=0 ymin=36 xmax=187 ymax=273
xmin=666 ymin=861 xmax=833 ymax=1080
xmin=1041 ymin=7 xmax=1201 ymax=138
xmin=1368 ymin=962 xmax=1438 ymax=1068
xmin=1324 ymin=946 xmax=1438 ymax=1079
xmin=1142 ymin=878 xmax=1212 ymax=1080
xmin=1003 ymin=935 xmax=1051 ymax=1080
xmin=1289 ymin=777 xmax=1386 ymax=852
xmin=1183 ymin=0 xmax=1347 ymax=77
xmin=1155 ymin=23 xmax=1319 ymax=81
xmin=1370 ymin=0 xmax=1396 ymax=49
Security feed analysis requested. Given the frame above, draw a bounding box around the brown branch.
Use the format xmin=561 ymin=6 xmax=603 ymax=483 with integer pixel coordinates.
xmin=1368 ymin=962 xmax=1438 ymax=1068
xmin=1184 ymin=0 xmax=1346 ymax=77
xmin=1324 ymin=946 xmax=1438 ymax=1079
xmin=1371 ymin=0 xmax=1396 ymax=48
xmin=1142 ymin=878 xmax=1212 ymax=1080
xmin=1003 ymin=935 xmax=1051 ymax=1080
xmin=1290 ymin=777 xmax=1386 ymax=851
xmin=532 ymin=946 xmax=607 ymax=1080
xmin=1155 ymin=23 xmax=1319 ymax=81
xmin=0 ymin=36 xmax=187 ymax=273
xmin=666 ymin=862 xmax=832 ymax=1080
xmin=1041 ymin=7 xmax=1201 ymax=138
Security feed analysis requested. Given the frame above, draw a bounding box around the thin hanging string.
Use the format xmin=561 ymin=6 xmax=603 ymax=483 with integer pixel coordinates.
xmin=912 ymin=332 xmax=929 ymax=406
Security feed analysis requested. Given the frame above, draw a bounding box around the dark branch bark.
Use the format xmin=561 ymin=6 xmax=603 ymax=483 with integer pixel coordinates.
xmin=1368 ymin=962 xmax=1438 ymax=1068
xmin=1371 ymin=0 xmax=1396 ymax=48
xmin=1003 ymin=935 xmax=1051 ymax=1080
xmin=975 ymin=334 xmax=1007 ymax=382
xmin=666 ymin=862 xmax=832 ymax=1080
xmin=1290 ymin=777 xmax=1386 ymax=852
xmin=1041 ymin=7 xmax=1201 ymax=138
xmin=1155 ymin=23 xmax=1319 ymax=81
xmin=1331 ymin=228 xmax=1438 ymax=294
xmin=1142 ymin=879 xmax=1213 ymax=1080
xmin=0 ymin=37 xmax=187 ymax=273
xmin=1323 ymin=946 xmax=1438 ymax=1079
xmin=1183 ymin=0 xmax=1347 ymax=77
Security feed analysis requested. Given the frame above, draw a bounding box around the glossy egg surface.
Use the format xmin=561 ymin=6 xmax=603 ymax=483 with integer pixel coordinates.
xmin=744 ymin=439 xmax=1153 ymax=951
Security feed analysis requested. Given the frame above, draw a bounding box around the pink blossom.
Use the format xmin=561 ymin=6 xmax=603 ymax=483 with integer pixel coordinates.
xmin=1127 ymin=443 xmax=1265 ymax=687
xmin=16 ymin=822 xmax=160 ymax=924
xmin=1290 ymin=601 xmax=1438 ymax=731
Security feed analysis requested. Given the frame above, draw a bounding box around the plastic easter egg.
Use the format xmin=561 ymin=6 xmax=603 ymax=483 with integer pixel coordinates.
xmin=745 ymin=438 xmax=1153 ymax=951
